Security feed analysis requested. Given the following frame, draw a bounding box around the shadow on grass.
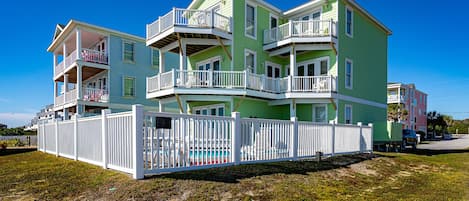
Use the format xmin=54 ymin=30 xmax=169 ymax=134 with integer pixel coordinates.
xmin=403 ymin=148 xmax=469 ymax=156
xmin=0 ymin=148 xmax=36 ymax=156
xmin=148 ymin=153 xmax=383 ymax=183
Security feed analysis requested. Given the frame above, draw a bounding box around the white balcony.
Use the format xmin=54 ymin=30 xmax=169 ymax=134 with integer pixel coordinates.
xmin=147 ymin=70 xmax=337 ymax=99
xmin=54 ymin=88 xmax=109 ymax=108
xmin=387 ymin=95 xmax=405 ymax=103
xmin=54 ymin=49 xmax=108 ymax=78
xmin=146 ymin=8 xmax=232 ymax=53
xmin=263 ymin=20 xmax=337 ymax=51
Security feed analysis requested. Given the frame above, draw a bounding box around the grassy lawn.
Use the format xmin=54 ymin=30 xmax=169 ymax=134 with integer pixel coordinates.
xmin=1 ymin=149 xmax=469 ymax=201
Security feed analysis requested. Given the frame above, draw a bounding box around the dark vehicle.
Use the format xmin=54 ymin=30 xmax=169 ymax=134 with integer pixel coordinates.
xmin=402 ymin=129 xmax=418 ymax=150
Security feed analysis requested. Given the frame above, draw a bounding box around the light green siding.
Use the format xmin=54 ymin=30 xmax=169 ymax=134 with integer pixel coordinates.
xmin=191 ymin=0 xmax=233 ymax=17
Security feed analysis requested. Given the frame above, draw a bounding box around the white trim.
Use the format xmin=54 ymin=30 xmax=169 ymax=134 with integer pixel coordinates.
xmin=269 ymin=13 xmax=278 ymax=29
xmin=313 ymin=104 xmax=328 ymax=123
xmin=345 ymin=6 xmax=354 ymax=38
xmin=345 ymin=58 xmax=353 ymax=89
xmin=122 ymin=40 xmax=135 ymax=64
xmin=122 ymin=76 xmax=136 ymax=98
xmin=245 ymin=2 xmax=257 ymax=40
xmin=244 ymin=49 xmax=257 ymax=73
xmin=344 ymin=104 xmax=353 ymax=124
xmin=193 ymin=103 xmax=225 ymax=116
xmin=264 ymin=61 xmax=281 ymax=78
xmin=195 ymin=56 xmax=222 ymax=71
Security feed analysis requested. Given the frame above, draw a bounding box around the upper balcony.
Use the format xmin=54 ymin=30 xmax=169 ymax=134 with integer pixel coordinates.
xmin=146 ymin=70 xmax=337 ymax=100
xmin=146 ymin=8 xmax=232 ymax=54
xmin=263 ymin=20 xmax=337 ymax=51
xmin=53 ymin=29 xmax=109 ymax=81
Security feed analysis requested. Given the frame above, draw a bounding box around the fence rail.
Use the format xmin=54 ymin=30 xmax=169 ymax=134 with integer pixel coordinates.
xmin=38 ymin=105 xmax=373 ymax=179
xmin=147 ymin=70 xmax=337 ymax=94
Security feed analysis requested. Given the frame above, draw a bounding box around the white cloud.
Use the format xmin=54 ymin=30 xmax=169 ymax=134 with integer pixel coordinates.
xmin=0 ymin=113 xmax=35 ymax=128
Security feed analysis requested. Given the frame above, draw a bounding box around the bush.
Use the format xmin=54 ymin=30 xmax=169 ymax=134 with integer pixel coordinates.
xmin=0 ymin=142 xmax=7 ymax=150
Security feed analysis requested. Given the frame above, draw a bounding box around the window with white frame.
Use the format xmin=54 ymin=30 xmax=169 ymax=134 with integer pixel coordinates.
xmin=193 ymin=104 xmax=225 ymax=117
xmin=346 ymin=7 xmax=353 ymax=37
xmin=345 ymin=105 xmax=352 ymax=124
xmin=245 ymin=3 xmax=256 ymax=38
xmin=123 ymin=41 xmax=135 ymax=63
xmin=245 ymin=49 xmax=256 ymax=73
xmin=265 ymin=62 xmax=280 ymax=78
xmin=123 ymin=76 xmax=135 ymax=97
xmin=345 ymin=59 xmax=353 ymax=89
xmin=151 ymin=49 xmax=159 ymax=68
xmin=313 ymin=105 xmax=327 ymax=123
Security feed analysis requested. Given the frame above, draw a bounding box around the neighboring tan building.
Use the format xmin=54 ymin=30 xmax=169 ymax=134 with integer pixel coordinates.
xmin=387 ymin=82 xmax=428 ymax=133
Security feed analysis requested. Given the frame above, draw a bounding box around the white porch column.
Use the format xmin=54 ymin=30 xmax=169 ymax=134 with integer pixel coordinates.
xmin=179 ymin=42 xmax=187 ymax=71
xmin=77 ymin=64 xmax=82 ymax=100
xmin=290 ymin=99 xmax=296 ymax=118
xmin=289 ymin=46 xmax=296 ymax=76
xmin=63 ymin=74 xmax=69 ymax=120
xmin=76 ymin=28 xmax=82 ymax=60
xmin=63 ymin=43 xmax=67 ymax=66
xmin=53 ymin=81 xmax=58 ymax=106
xmin=53 ymin=53 xmax=58 ymax=69
xmin=158 ymin=101 xmax=164 ymax=112
xmin=159 ymin=50 xmax=165 ymax=74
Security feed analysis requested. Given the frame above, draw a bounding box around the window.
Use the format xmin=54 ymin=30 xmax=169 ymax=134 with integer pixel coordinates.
xmin=123 ymin=41 xmax=135 ymax=63
xmin=245 ymin=49 xmax=256 ymax=73
xmin=320 ymin=60 xmax=328 ymax=75
xmin=245 ymin=3 xmax=256 ymax=38
xmin=151 ymin=49 xmax=159 ymax=68
xmin=123 ymin=77 xmax=135 ymax=97
xmin=345 ymin=105 xmax=352 ymax=124
xmin=265 ymin=62 xmax=281 ymax=78
xmin=193 ymin=104 xmax=225 ymax=117
xmin=346 ymin=7 xmax=353 ymax=37
xmin=345 ymin=59 xmax=353 ymax=89
xmin=313 ymin=105 xmax=327 ymax=123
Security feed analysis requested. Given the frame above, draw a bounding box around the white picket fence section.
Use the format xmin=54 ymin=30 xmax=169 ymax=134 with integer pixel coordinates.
xmin=38 ymin=105 xmax=373 ymax=179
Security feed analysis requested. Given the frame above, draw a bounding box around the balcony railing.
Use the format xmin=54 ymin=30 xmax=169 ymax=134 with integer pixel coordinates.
xmin=54 ymin=88 xmax=109 ymax=107
xmin=388 ymin=95 xmax=405 ymax=103
xmin=263 ymin=19 xmax=337 ymax=45
xmin=146 ymin=8 xmax=232 ymax=40
xmin=54 ymin=49 xmax=108 ymax=78
xmin=147 ymin=70 xmax=337 ymax=95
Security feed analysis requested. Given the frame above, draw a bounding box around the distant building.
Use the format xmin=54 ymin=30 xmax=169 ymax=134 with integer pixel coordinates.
xmin=0 ymin=123 xmax=7 ymax=129
xmin=25 ymin=104 xmax=55 ymax=130
xmin=387 ymin=83 xmax=427 ymax=133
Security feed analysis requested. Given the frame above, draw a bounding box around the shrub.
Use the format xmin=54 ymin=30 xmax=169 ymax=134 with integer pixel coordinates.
xmin=0 ymin=142 xmax=7 ymax=150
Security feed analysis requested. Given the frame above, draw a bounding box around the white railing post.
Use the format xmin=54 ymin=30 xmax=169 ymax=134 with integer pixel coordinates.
xmin=368 ymin=123 xmax=374 ymax=154
xmin=244 ymin=70 xmax=248 ymax=89
xmin=101 ymin=109 xmax=110 ymax=169
xmin=231 ymin=112 xmax=241 ymax=165
xmin=55 ymin=119 xmax=59 ymax=156
xmin=132 ymin=104 xmax=144 ymax=179
xmin=289 ymin=20 xmax=293 ymax=37
xmin=290 ymin=117 xmax=298 ymax=160
xmin=287 ymin=76 xmax=292 ymax=92
xmin=74 ymin=114 xmax=79 ymax=160
xmin=172 ymin=69 xmax=177 ymax=87
xmin=158 ymin=16 xmax=162 ymax=32
xmin=209 ymin=69 xmax=213 ymax=87
xmin=357 ymin=122 xmax=363 ymax=153
xmin=330 ymin=120 xmax=335 ymax=156
xmin=172 ymin=7 xmax=176 ymax=25
xmin=157 ymin=73 xmax=161 ymax=91
xmin=261 ymin=74 xmax=266 ymax=91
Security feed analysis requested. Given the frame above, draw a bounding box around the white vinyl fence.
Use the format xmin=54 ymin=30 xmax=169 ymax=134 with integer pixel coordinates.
xmin=38 ymin=105 xmax=373 ymax=179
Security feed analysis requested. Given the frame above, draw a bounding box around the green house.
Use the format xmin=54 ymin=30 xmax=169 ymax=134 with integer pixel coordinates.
xmin=145 ymin=0 xmax=391 ymax=138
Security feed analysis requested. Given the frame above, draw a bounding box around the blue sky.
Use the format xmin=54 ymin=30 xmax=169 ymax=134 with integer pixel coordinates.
xmin=0 ymin=0 xmax=468 ymax=127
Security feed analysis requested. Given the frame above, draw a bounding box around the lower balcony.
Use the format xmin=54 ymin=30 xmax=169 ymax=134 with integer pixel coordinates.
xmin=54 ymin=88 xmax=109 ymax=108
xmin=146 ymin=70 xmax=337 ymax=100
xmin=387 ymin=95 xmax=405 ymax=103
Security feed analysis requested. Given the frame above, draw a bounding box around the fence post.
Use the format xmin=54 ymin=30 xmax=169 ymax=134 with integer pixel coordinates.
xmin=42 ymin=121 xmax=46 ymax=152
xmin=368 ymin=123 xmax=374 ymax=154
xmin=101 ymin=109 xmax=110 ymax=169
xmin=357 ymin=122 xmax=363 ymax=153
xmin=330 ymin=120 xmax=335 ymax=156
xmin=74 ymin=115 xmax=79 ymax=160
xmin=132 ymin=105 xmax=144 ymax=179
xmin=290 ymin=117 xmax=298 ymax=160
xmin=231 ymin=112 xmax=241 ymax=165
xmin=55 ymin=120 xmax=59 ymax=156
